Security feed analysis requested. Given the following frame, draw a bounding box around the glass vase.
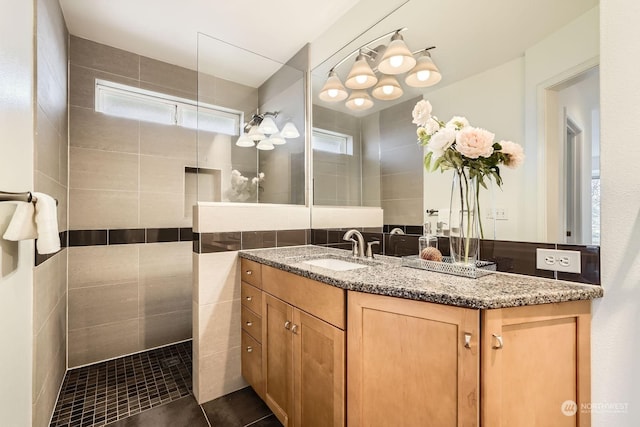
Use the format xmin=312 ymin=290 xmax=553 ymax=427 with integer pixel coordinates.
xmin=449 ymin=170 xmax=480 ymax=266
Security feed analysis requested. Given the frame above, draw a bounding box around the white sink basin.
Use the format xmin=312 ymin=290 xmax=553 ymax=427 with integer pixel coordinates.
xmin=301 ymin=258 xmax=368 ymax=271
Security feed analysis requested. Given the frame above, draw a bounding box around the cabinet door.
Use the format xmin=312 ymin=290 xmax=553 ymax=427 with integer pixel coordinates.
xmin=481 ymin=300 xmax=591 ymax=427
xmin=263 ymin=293 xmax=294 ymax=426
xmin=348 ymin=291 xmax=479 ymax=427
xmin=293 ymin=309 xmax=345 ymax=427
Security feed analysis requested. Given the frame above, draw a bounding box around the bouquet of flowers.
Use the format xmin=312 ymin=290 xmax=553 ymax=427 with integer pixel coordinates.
xmin=225 ymin=170 xmax=265 ymax=202
xmin=412 ymin=99 xmax=525 ymax=264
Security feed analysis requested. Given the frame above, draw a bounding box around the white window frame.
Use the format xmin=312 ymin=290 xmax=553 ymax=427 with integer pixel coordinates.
xmin=312 ymin=127 xmax=353 ymax=155
xmin=95 ymin=79 xmax=243 ymax=135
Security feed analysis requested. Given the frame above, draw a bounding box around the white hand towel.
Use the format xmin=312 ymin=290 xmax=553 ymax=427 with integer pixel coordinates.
xmin=32 ymin=192 xmax=60 ymax=254
xmin=2 ymin=202 xmax=37 ymax=241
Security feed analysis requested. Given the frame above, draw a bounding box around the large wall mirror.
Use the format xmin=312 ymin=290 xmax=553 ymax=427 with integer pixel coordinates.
xmin=310 ymin=0 xmax=600 ymax=246
xmin=195 ymin=33 xmax=306 ymax=205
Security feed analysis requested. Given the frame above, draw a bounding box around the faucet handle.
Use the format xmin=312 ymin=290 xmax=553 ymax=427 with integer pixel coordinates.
xmin=347 ymin=238 xmax=359 ymax=257
xmin=366 ymin=240 xmax=381 ymax=259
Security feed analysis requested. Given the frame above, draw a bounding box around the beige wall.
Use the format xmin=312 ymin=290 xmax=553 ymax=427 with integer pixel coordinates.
xmin=32 ymin=0 xmax=69 ymax=424
xmin=0 ymin=0 xmax=35 ymax=424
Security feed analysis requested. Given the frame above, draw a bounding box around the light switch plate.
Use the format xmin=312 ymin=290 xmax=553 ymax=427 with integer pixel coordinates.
xmin=536 ymin=249 xmax=581 ymax=273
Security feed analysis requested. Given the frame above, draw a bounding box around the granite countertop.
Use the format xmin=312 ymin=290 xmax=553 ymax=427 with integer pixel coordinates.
xmin=238 ymin=245 xmax=603 ymax=309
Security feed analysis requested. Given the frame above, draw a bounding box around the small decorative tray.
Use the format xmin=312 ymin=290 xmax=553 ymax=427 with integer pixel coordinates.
xmin=401 ymin=255 xmax=497 ymax=279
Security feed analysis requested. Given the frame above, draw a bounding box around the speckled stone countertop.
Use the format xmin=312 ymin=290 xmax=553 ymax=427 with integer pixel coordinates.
xmin=238 ymin=245 xmax=603 ymax=309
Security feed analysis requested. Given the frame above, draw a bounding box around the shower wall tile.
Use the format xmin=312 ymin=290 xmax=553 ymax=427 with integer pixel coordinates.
xmin=70 ymin=35 xmax=140 ymax=79
xmin=68 ymin=245 xmax=139 ymax=289
xmin=197 ymin=300 xmax=242 ymax=358
xmin=70 ymin=189 xmax=139 ymax=229
xmin=382 ymin=198 xmax=423 ymax=225
xmin=381 ymin=171 xmax=423 ymax=200
xmin=140 ymin=155 xmax=186 ymax=193
xmin=139 ymin=310 xmax=192 ymax=350
xmin=70 ymin=147 xmax=139 ymax=191
xmin=139 ymin=121 xmax=197 ymax=160
xmin=140 ymin=56 xmax=197 ymax=95
xmin=68 ymin=319 xmax=140 ymax=368
xmin=35 ymin=107 xmax=61 ymax=180
xmin=68 ymin=282 xmax=139 ymax=330
xmin=70 ymin=105 xmax=140 ymax=153
xmin=140 ymin=192 xmax=189 ymax=228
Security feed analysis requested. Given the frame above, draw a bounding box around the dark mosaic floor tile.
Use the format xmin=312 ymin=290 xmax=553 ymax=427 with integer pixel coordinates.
xmin=104 ymin=396 xmax=208 ymax=427
xmin=51 ymin=341 xmax=192 ymax=427
xmin=201 ymin=387 xmax=272 ymax=427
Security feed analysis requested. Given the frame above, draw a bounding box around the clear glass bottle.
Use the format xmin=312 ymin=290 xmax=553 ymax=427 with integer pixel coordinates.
xmin=419 ymin=222 xmax=438 ymax=255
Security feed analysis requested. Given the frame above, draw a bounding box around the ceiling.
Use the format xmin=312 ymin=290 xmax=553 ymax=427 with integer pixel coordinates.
xmin=59 ymin=0 xmax=598 ymax=92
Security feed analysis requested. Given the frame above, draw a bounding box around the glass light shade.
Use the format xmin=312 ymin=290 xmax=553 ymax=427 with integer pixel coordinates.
xmin=345 ymin=90 xmax=374 ymax=111
xmin=258 ymin=116 xmax=279 ymax=134
xmin=378 ymin=33 xmax=417 ymax=75
xmin=405 ymin=52 xmax=442 ymax=87
xmin=372 ymin=74 xmax=403 ymax=100
xmin=256 ymin=139 xmax=275 ymax=150
xmin=269 ymin=132 xmax=286 ymax=145
xmin=235 ymin=133 xmax=255 ymax=147
xmin=281 ymin=122 xmax=300 ymax=138
xmin=247 ymin=125 xmax=265 ymax=141
xmin=319 ymin=71 xmax=348 ymax=102
xmin=345 ymin=54 xmax=378 ymax=89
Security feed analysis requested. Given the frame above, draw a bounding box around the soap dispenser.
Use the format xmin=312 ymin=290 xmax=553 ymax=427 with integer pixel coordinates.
xmin=419 ymin=222 xmax=438 ymax=254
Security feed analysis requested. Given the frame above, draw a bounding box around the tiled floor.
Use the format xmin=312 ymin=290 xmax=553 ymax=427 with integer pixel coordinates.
xmin=51 ymin=341 xmax=192 ymax=426
xmin=49 ymin=341 xmax=282 ymax=427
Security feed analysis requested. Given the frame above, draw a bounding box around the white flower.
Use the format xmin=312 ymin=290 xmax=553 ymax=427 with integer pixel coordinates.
xmin=428 ymin=128 xmax=456 ymax=159
xmin=258 ymin=172 xmax=265 ymax=179
xmin=446 ymin=116 xmax=470 ymax=130
xmin=424 ymin=117 xmax=441 ymax=136
xmin=455 ymin=127 xmax=495 ymax=159
xmin=499 ymin=140 xmax=525 ymax=169
xmin=412 ymin=100 xmax=433 ymax=127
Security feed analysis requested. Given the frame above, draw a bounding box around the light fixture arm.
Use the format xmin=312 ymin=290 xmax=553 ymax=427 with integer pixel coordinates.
xmin=244 ymin=110 xmax=279 ymax=133
xmin=328 ymin=28 xmax=408 ymax=72
xmin=412 ymin=46 xmax=436 ymax=55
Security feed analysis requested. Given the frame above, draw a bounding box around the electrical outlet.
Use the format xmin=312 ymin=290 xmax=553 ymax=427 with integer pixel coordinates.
xmin=536 ymin=249 xmax=581 ymax=273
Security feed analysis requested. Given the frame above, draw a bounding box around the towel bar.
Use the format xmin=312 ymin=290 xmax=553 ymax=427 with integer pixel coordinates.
xmin=0 ymin=191 xmax=58 ymax=205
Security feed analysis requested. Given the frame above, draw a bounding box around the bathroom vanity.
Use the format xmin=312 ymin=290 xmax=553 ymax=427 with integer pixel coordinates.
xmin=238 ymin=246 xmax=602 ymax=427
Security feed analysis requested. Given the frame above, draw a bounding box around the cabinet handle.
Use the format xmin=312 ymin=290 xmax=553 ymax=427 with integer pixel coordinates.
xmin=464 ymin=332 xmax=472 ymax=349
xmin=246 ymin=270 xmax=253 ymax=276
xmin=291 ymin=324 xmax=299 ymax=335
xmin=246 ymin=321 xmax=253 ymax=327
xmin=492 ymin=334 xmax=504 ymax=349
xmin=246 ymin=296 xmax=252 ymax=301
xmin=284 ymin=321 xmax=291 ymax=330
xmin=246 ymin=346 xmax=253 ymax=353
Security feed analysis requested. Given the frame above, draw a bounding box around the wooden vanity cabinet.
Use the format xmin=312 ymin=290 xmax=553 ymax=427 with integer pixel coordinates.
xmin=348 ymin=291 xmax=592 ymax=427
xmin=241 ymin=260 xmax=346 ymax=427
xmin=347 ymin=291 xmax=480 ymax=427
xmin=240 ymin=260 xmax=264 ymax=398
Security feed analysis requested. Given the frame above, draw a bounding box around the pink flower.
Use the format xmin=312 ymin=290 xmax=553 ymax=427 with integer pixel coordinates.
xmin=412 ymin=100 xmax=432 ymax=127
xmin=499 ymin=140 xmax=525 ymax=168
xmin=455 ymin=127 xmax=495 ymax=159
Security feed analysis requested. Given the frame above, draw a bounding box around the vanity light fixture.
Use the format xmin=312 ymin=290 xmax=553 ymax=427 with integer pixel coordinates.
xmin=318 ymin=28 xmax=441 ymax=111
xmin=235 ymin=110 xmax=300 ymax=150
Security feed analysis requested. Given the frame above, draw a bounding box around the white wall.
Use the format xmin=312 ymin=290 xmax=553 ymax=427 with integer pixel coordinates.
xmin=422 ymin=57 xmax=525 ymax=240
xmin=594 ymin=1 xmax=640 ymax=425
xmin=0 ymin=0 xmax=35 ymax=423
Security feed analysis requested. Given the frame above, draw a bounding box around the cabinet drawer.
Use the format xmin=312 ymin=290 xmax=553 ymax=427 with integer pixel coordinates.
xmin=241 ymin=259 xmax=262 ymax=288
xmin=262 ymin=264 xmax=345 ymax=330
xmin=241 ymin=306 xmax=262 ymax=343
xmin=241 ymin=331 xmax=264 ymax=398
xmin=241 ymin=281 xmax=262 ymax=315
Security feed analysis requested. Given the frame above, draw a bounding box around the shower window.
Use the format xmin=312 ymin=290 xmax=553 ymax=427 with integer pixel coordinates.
xmin=95 ymin=79 xmax=242 ymax=135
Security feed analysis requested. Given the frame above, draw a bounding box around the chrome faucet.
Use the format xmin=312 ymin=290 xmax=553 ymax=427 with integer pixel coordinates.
xmin=343 ymin=229 xmax=365 ymax=258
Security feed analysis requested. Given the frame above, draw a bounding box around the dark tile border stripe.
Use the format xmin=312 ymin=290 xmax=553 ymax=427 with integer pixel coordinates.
xmin=194 ymin=229 xmax=309 ymax=254
xmin=66 ymin=228 xmax=193 ymax=247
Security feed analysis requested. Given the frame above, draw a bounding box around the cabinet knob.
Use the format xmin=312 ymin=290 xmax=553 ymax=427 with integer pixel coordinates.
xmin=246 ymin=346 xmax=253 ymax=353
xmin=464 ymin=332 xmax=472 ymax=349
xmin=246 ymin=270 xmax=253 ymax=276
xmin=291 ymin=324 xmax=299 ymax=335
xmin=246 ymin=321 xmax=253 ymax=327
xmin=246 ymin=296 xmax=252 ymax=301
xmin=284 ymin=321 xmax=291 ymax=330
xmin=492 ymin=334 xmax=504 ymax=349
